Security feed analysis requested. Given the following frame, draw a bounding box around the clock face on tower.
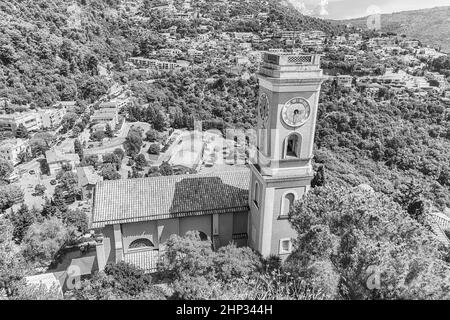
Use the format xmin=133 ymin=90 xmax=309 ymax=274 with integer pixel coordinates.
xmin=258 ymin=93 xmax=269 ymax=123
xmin=281 ymin=97 xmax=311 ymax=127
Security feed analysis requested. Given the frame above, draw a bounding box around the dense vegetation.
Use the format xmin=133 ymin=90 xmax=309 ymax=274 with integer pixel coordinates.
xmin=315 ymin=83 xmax=450 ymax=210
xmin=0 ymin=0 xmax=132 ymax=107
xmin=124 ymin=67 xmax=259 ymax=130
xmin=0 ymin=0 xmax=344 ymax=109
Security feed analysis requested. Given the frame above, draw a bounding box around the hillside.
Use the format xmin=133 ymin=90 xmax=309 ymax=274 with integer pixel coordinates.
xmin=0 ymin=0 xmax=345 ymax=109
xmin=338 ymin=6 xmax=450 ymax=52
xmin=0 ymin=0 xmax=137 ymax=107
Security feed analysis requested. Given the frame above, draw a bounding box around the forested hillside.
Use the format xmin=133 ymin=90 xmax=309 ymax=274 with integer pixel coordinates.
xmin=315 ymin=83 xmax=450 ymax=211
xmin=0 ymin=0 xmax=131 ymax=107
xmin=0 ymin=0 xmax=343 ymax=109
xmin=339 ymin=6 xmax=450 ymax=52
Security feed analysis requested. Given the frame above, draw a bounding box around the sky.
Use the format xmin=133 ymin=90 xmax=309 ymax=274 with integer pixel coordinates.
xmin=287 ymin=0 xmax=450 ymax=20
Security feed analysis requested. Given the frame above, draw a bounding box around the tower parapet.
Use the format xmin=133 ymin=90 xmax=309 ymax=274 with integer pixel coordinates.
xmin=259 ymin=53 xmax=323 ymax=80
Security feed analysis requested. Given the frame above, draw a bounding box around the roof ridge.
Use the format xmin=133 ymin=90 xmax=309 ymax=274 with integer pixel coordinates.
xmin=96 ymin=167 xmax=250 ymax=187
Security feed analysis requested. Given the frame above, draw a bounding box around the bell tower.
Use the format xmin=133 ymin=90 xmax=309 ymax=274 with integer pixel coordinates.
xmin=248 ymin=52 xmax=324 ymax=258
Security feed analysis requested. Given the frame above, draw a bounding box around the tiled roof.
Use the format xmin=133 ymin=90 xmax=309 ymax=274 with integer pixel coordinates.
xmin=428 ymin=212 xmax=450 ymax=246
xmin=91 ymin=169 xmax=250 ymax=228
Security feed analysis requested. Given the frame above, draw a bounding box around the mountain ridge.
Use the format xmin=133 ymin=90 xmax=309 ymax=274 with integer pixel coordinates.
xmin=334 ymin=6 xmax=450 ymax=52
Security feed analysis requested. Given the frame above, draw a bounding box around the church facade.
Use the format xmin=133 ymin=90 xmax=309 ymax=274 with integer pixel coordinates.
xmin=90 ymin=52 xmax=324 ymax=271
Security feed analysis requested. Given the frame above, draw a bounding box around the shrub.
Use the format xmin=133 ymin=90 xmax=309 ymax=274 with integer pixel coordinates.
xmin=104 ymin=262 xmax=152 ymax=296
xmin=148 ymin=143 xmax=160 ymax=155
xmin=63 ymin=209 xmax=89 ymax=235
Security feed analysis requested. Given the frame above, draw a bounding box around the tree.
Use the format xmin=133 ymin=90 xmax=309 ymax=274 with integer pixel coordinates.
xmin=65 ymin=270 xmax=165 ymax=300
xmin=40 ymin=197 xmax=61 ymax=218
xmin=158 ymin=232 xmax=263 ymax=300
xmin=72 ymin=126 xmax=81 ymax=138
xmin=56 ymin=171 xmax=80 ymax=201
xmin=101 ymin=164 xmax=121 ymax=180
xmin=0 ymin=159 xmax=14 ymax=181
xmin=145 ymin=129 xmax=159 ymax=142
xmin=38 ymin=159 xmax=50 ymax=176
xmin=153 ymin=110 xmax=167 ymax=132
xmin=74 ymin=139 xmax=83 ymax=159
xmin=146 ymin=166 xmax=160 ymax=177
xmin=9 ymin=204 xmax=35 ymax=243
xmin=213 ymin=245 xmax=261 ymax=282
xmin=0 ymin=217 xmax=27 ymax=297
xmin=34 ymin=184 xmax=46 ymax=197
xmin=0 ymin=185 xmax=24 ymax=212
xmin=81 ymin=154 xmax=100 ymax=169
xmin=287 ymin=184 xmax=450 ymax=300
xmin=159 ymin=161 xmax=173 ymax=176
xmin=8 ymin=282 xmax=62 ymax=300
xmin=134 ymin=154 xmax=147 ymax=169
xmin=103 ymin=153 xmax=121 ymax=170
xmin=438 ymin=166 xmax=450 ymax=187
xmin=30 ymin=133 xmax=55 ymax=157
xmin=90 ymin=130 xmax=106 ymax=142
xmin=17 ymin=150 xmax=31 ymax=164
xmin=61 ymin=113 xmax=78 ymax=134
xmin=22 ymin=217 xmax=71 ymax=267
xmin=105 ymin=123 xmax=114 ymax=138
xmin=103 ymin=262 xmax=152 ymax=296
xmin=51 ymin=189 xmax=68 ymax=215
xmin=15 ymin=124 xmax=29 ymax=139
xmin=158 ymin=231 xmax=217 ymax=296
xmin=62 ymin=209 xmax=89 ymax=235
xmin=124 ymin=130 xmax=143 ymax=157
xmin=148 ymin=143 xmax=160 ymax=155
xmin=113 ymin=148 xmax=125 ymax=161
xmin=311 ymin=165 xmax=325 ymax=188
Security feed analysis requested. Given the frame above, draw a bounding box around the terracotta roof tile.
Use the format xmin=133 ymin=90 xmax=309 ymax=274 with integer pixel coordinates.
xmin=91 ymin=168 xmax=250 ymax=228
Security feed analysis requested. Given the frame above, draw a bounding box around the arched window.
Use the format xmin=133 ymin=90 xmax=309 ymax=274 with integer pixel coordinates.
xmin=281 ymin=193 xmax=295 ymax=216
xmin=280 ymin=191 xmax=298 ymax=218
xmin=254 ymin=181 xmax=260 ymax=207
xmin=128 ymin=238 xmax=154 ymax=250
xmin=283 ymin=133 xmax=302 ymax=159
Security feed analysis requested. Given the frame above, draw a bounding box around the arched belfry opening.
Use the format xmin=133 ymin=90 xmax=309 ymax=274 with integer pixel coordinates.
xmin=283 ymin=133 xmax=302 ymax=159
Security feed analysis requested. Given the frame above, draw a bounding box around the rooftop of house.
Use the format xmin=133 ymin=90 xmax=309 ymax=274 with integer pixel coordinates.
xmin=0 ymin=138 xmax=28 ymax=149
xmin=91 ymin=168 xmax=250 ymax=228
xmin=91 ymin=112 xmax=117 ymax=119
xmin=95 ymin=107 xmax=118 ymax=113
xmin=77 ymin=166 xmax=103 ymax=187
xmin=45 ymin=149 xmax=80 ymax=164
xmin=54 ymin=101 xmax=77 ymax=106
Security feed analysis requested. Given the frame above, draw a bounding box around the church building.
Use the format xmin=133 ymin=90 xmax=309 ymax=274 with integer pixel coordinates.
xmin=90 ymin=52 xmax=325 ymax=272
